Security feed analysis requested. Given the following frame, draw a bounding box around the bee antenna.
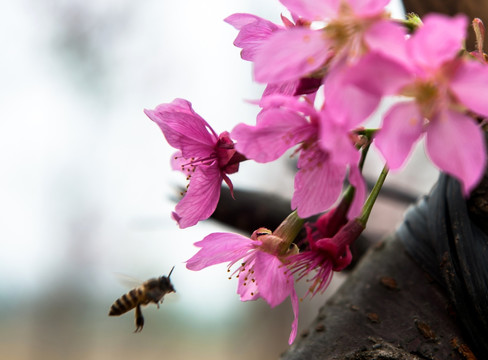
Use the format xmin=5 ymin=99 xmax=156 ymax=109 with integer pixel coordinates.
xmin=168 ymin=266 xmax=175 ymax=278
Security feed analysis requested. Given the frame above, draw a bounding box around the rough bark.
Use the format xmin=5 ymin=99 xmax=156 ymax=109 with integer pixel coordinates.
xmin=467 ymin=132 xmax=488 ymax=234
xmin=280 ymin=235 xmax=475 ymax=360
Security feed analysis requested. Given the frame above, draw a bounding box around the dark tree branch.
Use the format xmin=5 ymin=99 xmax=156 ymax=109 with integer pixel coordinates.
xmin=280 ymin=235 xmax=474 ymax=360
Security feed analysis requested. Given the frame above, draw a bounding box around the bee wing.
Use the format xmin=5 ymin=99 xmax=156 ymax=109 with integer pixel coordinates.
xmin=114 ymin=273 xmax=144 ymax=289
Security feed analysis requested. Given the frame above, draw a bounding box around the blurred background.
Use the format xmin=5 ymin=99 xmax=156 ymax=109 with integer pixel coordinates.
xmin=0 ymin=0 xmax=439 ymax=359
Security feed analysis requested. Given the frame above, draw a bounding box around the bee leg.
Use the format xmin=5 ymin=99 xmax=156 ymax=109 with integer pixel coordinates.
xmin=134 ymin=304 xmax=144 ymax=332
xmin=147 ymin=294 xmax=161 ymax=309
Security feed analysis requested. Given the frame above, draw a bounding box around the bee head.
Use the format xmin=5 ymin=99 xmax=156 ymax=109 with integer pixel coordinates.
xmin=158 ymin=276 xmax=175 ymax=292
xmin=158 ymin=266 xmax=176 ymax=293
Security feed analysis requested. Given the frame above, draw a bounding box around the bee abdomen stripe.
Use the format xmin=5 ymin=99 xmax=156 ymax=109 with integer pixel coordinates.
xmin=116 ymin=298 xmax=127 ymax=310
xmin=128 ymin=289 xmax=139 ymax=302
xmin=109 ymin=299 xmax=125 ymax=315
xmin=121 ymin=294 xmax=134 ymax=307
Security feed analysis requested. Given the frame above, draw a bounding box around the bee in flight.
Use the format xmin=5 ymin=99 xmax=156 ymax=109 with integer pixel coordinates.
xmin=108 ymin=267 xmax=176 ymax=332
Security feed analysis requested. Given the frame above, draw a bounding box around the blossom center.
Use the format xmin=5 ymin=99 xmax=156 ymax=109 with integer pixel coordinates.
xmin=216 ymin=131 xmax=245 ymax=174
xmin=325 ymin=5 xmax=384 ymax=60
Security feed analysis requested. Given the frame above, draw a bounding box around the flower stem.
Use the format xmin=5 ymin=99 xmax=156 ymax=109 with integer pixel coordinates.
xmin=355 ymin=128 xmax=378 ymax=139
xmin=358 ymin=140 xmax=371 ymax=172
xmin=357 ymin=165 xmax=389 ymax=227
xmin=342 ymin=184 xmax=355 ymax=206
xmin=273 ymin=211 xmax=305 ymax=253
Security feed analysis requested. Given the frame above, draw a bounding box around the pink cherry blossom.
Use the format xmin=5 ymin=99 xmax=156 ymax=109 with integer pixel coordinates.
xmin=289 ymin=210 xmax=364 ymax=297
xmin=254 ymin=27 xmax=332 ymax=84
xmin=145 ymin=99 xmax=245 ymax=228
xmin=372 ymin=14 xmax=488 ymax=194
xmin=186 ymin=228 xmax=299 ymax=344
xmin=253 ymin=0 xmax=405 ymax=84
xmin=231 ymin=95 xmax=366 ymax=218
xmin=224 ymin=13 xmax=281 ymax=62
xmin=280 ymin=0 xmax=389 ymax=21
xmin=225 ymin=13 xmax=323 ymax=98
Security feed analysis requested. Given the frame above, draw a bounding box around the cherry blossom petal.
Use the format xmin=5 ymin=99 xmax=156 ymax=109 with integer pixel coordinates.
xmin=338 ymin=52 xmax=412 ymax=94
xmin=288 ymin=289 xmax=299 ymax=344
xmin=231 ymin=108 xmax=311 ymax=163
xmin=425 ymin=110 xmax=486 ymax=194
xmin=292 ymin=148 xmax=346 ymax=218
xmin=348 ymin=166 xmax=366 ymax=219
xmin=259 ymin=94 xmax=317 ymax=117
xmin=408 ymin=14 xmax=468 ymax=71
xmin=224 ymin=13 xmax=263 ymax=29
xmin=253 ymin=251 xmax=293 ymax=307
xmin=145 ymin=99 xmax=218 ymax=159
xmin=170 ymin=150 xmax=186 ymax=171
xmin=319 ymin=113 xmax=360 ymax=166
xmin=375 ymin=101 xmax=424 ymax=170
xmin=348 ymin=0 xmax=390 ymax=16
xmin=186 ymin=232 xmax=255 ymax=271
xmin=450 ymin=60 xmax=488 ymax=117
xmin=172 ymin=165 xmax=222 ymax=228
xmin=325 ymin=82 xmax=381 ymax=128
xmin=363 ymin=20 xmax=409 ymax=65
xmin=324 ymin=54 xmax=411 ymax=127
xmin=237 ymin=261 xmax=260 ymax=301
xmin=280 ymin=0 xmax=340 ymax=21
xmin=262 ymin=80 xmax=301 ymax=98
xmin=225 ymin=13 xmax=280 ymax=61
xmin=254 ymin=28 xmax=332 ymax=83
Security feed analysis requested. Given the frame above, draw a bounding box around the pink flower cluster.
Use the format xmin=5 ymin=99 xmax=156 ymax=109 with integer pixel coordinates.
xmin=185 ymin=209 xmax=362 ymax=344
xmin=145 ymin=99 xmax=246 ymax=228
xmin=144 ymin=0 xmax=488 ymax=345
xmin=186 ymin=228 xmax=300 ymax=344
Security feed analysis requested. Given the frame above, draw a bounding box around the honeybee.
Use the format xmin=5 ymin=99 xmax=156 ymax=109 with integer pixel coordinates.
xmin=108 ymin=267 xmax=176 ymax=332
